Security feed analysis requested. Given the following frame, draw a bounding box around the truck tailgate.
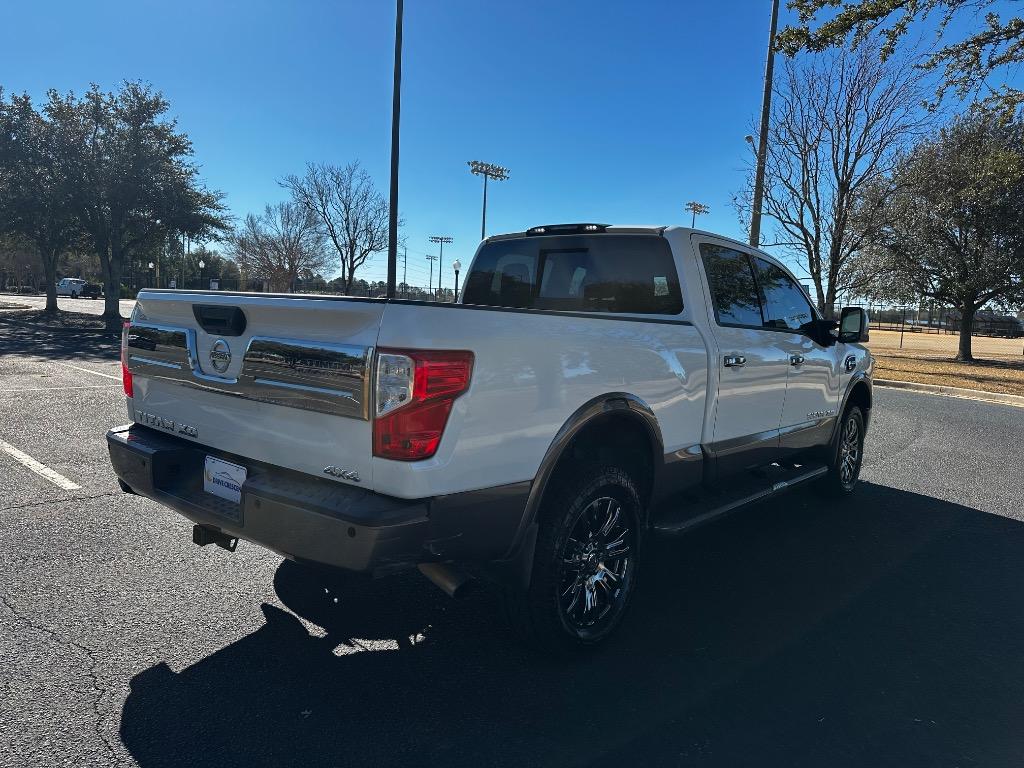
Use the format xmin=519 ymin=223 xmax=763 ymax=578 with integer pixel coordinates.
xmin=125 ymin=292 xmax=385 ymax=489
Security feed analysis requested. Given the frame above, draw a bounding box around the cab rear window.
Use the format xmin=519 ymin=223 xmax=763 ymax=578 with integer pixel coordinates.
xmin=461 ymin=234 xmax=682 ymax=314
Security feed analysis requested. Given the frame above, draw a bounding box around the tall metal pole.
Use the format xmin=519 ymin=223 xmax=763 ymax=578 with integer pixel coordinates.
xmin=402 ymin=246 xmax=407 ymax=298
xmin=749 ymin=0 xmax=780 ymax=249
xmin=481 ymin=174 xmax=488 ymax=240
xmin=468 ymin=161 xmax=509 ymax=240
xmin=386 ymin=0 xmax=403 ymax=298
xmin=426 ymin=255 xmax=437 ymax=298
xmin=429 ymin=235 xmax=452 ymax=300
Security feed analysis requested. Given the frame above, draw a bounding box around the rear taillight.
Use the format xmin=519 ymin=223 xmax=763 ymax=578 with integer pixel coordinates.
xmin=373 ymin=349 xmax=473 ymax=461
xmin=121 ymin=321 xmax=133 ymax=398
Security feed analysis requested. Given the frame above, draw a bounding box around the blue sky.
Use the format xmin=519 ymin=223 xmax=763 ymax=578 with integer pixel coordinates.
xmin=4 ymin=1 xmax=805 ymax=288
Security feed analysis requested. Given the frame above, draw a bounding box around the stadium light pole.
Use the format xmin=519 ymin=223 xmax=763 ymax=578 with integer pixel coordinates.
xmin=685 ymin=201 xmax=710 ymax=227
xmin=386 ymin=0 xmax=404 ymax=298
xmin=749 ymin=0 xmax=780 ymax=249
xmin=468 ymin=160 xmax=510 ymax=240
xmin=429 ymin=235 xmax=452 ymax=299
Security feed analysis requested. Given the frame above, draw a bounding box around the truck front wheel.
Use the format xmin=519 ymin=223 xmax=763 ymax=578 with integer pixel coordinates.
xmin=505 ymin=465 xmax=641 ymax=653
xmin=816 ymin=405 xmax=866 ymax=497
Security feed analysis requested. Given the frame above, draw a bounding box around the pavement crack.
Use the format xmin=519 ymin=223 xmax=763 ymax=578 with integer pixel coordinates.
xmin=0 ymin=490 xmax=121 ymax=513
xmin=0 ymin=594 xmax=119 ymax=761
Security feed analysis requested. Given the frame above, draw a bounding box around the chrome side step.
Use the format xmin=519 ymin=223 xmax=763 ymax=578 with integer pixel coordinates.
xmin=653 ymin=463 xmax=829 ymax=535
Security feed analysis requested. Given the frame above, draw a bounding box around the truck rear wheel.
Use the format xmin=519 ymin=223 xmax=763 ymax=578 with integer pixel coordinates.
xmin=505 ymin=465 xmax=641 ymax=653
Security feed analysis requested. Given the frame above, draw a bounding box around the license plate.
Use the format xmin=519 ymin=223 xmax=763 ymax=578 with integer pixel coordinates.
xmin=203 ymin=456 xmax=246 ymax=504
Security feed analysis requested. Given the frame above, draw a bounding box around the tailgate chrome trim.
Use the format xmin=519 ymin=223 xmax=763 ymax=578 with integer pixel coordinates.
xmin=126 ymin=323 xmax=372 ymax=420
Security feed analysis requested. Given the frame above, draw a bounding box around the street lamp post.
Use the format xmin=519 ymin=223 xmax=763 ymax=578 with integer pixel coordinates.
xmin=749 ymin=0 xmax=781 ymax=248
xmin=452 ymin=259 xmax=462 ymax=303
xmin=148 ymin=262 xmax=155 ymax=289
xmin=468 ymin=160 xmax=510 ymax=240
xmin=429 ymin=235 xmax=452 ymax=299
xmin=199 ymin=259 xmax=205 ymax=289
xmin=425 ymin=255 xmax=437 ymax=299
xmin=386 ymin=0 xmax=404 ymax=298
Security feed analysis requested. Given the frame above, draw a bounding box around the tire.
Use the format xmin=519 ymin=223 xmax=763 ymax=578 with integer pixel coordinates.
xmin=71 ymin=291 xmax=78 ymax=299
xmin=816 ymin=405 xmax=866 ymax=497
xmin=504 ymin=465 xmax=642 ymax=653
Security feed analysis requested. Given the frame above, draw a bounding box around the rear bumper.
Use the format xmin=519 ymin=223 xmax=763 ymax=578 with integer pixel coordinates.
xmin=106 ymin=424 xmax=529 ymax=575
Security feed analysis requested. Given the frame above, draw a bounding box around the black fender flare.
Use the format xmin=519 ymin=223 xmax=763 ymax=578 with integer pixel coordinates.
xmin=828 ymin=373 xmax=872 ymax=448
xmin=486 ymin=393 xmax=663 ymax=590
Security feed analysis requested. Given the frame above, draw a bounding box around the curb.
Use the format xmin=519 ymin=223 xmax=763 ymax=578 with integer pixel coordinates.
xmin=874 ymin=378 xmax=1024 ymax=408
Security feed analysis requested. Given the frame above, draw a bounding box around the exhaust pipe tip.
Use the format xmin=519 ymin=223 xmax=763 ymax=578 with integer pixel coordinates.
xmin=418 ymin=562 xmax=474 ymax=599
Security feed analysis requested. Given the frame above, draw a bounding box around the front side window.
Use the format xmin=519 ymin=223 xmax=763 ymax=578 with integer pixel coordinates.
xmin=699 ymin=244 xmax=762 ymax=327
xmin=755 ymin=258 xmax=815 ymax=331
xmin=462 ymin=234 xmax=683 ymax=314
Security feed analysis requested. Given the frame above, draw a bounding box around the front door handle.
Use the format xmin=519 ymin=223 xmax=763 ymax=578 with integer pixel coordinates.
xmin=723 ymin=355 xmax=746 ymax=368
xmin=790 ymin=354 xmax=805 ymax=366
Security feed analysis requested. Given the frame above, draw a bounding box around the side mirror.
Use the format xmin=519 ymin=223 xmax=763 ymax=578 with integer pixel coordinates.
xmin=838 ymin=307 xmax=869 ymax=343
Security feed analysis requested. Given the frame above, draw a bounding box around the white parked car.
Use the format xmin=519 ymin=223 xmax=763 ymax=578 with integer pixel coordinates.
xmin=56 ymin=277 xmax=88 ymax=298
xmin=107 ymin=224 xmax=873 ymax=651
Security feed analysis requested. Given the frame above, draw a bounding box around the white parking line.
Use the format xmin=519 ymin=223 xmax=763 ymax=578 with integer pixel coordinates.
xmin=58 ymin=362 xmax=121 ymax=381
xmin=0 ymin=439 xmax=81 ymax=490
xmin=3 ymin=384 xmax=121 ymax=393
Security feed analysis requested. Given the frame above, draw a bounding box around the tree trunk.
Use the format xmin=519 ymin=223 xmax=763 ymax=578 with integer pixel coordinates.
xmin=102 ymin=237 xmax=123 ymax=320
xmin=956 ymin=305 xmax=976 ymax=362
xmin=41 ymin=248 xmax=59 ymax=313
xmin=813 ymin=279 xmax=827 ymax=318
xmin=823 ymin=284 xmax=837 ymax=320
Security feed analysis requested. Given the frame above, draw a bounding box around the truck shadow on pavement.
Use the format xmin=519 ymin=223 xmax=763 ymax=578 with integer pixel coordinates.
xmin=120 ymin=482 xmax=1024 ymax=767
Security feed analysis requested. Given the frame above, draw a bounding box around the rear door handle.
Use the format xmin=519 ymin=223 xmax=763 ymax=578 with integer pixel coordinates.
xmin=790 ymin=354 xmax=805 ymax=366
xmin=723 ymin=355 xmax=746 ymax=368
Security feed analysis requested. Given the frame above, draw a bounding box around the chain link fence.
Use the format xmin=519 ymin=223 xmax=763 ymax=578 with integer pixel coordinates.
xmin=843 ymin=301 xmax=1024 ymax=339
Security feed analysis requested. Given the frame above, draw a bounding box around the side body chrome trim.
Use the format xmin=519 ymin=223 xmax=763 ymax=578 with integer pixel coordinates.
xmin=126 ymin=323 xmax=372 ymax=420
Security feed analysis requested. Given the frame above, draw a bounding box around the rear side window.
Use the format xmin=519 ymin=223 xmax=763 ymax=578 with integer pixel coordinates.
xmin=699 ymin=244 xmax=763 ymax=327
xmin=755 ymin=257 xmax=815 ymax=331
xmin=461 ymin=234 xmax=683 ymax=314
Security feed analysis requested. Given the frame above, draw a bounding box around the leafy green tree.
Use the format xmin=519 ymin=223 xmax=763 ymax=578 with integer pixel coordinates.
xmin=0 ymin=234 xmax=37 ymax=291
xmin=0 ymin=90 xmax=84 ymax=312
xmin=47 ymin=82 xmax=228 ymax=319
xmin=778 ymin=0 xmax=1024 ymax=112
xmin=860 ymin=115 xmax=1024 ymax=360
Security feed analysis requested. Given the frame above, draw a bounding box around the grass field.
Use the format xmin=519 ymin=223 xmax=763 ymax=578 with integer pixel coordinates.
xmin=867 ymin=329 xmax=1024 ymax=396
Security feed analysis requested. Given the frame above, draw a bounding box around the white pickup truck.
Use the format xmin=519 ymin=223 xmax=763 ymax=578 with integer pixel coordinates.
xmin=107 ymin=224 xmax=872 ymax=650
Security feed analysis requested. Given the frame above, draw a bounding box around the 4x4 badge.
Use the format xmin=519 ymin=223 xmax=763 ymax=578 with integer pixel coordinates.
xmin=324 ymin=466 xmax=360 ymax=482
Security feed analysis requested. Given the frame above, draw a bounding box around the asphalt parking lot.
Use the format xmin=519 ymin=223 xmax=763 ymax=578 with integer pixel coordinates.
xmin=2 ymin=311 xmax=1024 ymax=767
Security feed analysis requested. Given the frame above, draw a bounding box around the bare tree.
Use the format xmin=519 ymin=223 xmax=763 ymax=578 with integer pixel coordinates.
xmin=735 ymin=45 xmax=930 ymax=317
xmin=281 ymin=161 xmax=389 ymax=294
xmin=228 ymin=202 xmax=328 ymax=292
